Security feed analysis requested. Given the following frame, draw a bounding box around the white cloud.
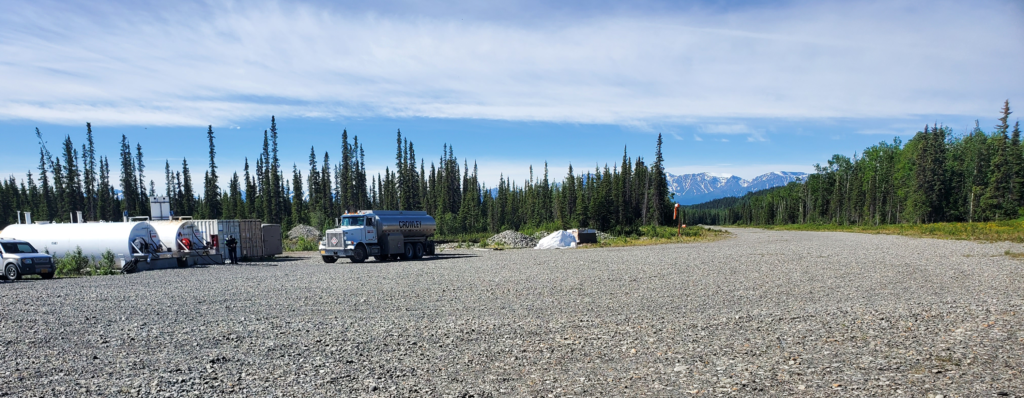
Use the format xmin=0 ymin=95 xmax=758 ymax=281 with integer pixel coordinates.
xmin=693 ymin=134 xmax=703 ymax=141
xmin=700 ymin=124 xmax=754 ymax=134
xmin=0 ymin=0 xmax=1020 ymax=127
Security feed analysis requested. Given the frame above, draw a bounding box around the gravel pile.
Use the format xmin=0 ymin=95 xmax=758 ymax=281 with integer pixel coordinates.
xmin=487 ymin=229 xmax=538 ymax=248
xmin=287 ymin=224 xmax=321 ymax=241
xmin=2 ymin=228 xmax=1023 ymax=396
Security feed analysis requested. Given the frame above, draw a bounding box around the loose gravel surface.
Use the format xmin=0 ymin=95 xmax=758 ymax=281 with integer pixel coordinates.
xmin=2 ymin=228 xmax=1023 ymax=397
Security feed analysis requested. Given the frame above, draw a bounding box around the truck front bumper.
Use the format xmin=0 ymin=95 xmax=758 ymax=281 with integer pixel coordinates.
xmin=320 ymin=248 xmax=353 ymax=257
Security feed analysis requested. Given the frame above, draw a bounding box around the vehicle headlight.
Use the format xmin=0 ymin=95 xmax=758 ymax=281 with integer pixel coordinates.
xmin=23 ymin=258 xmax=33 ymax=264
xmin=345 ymin=241 xmax=354 ymax=245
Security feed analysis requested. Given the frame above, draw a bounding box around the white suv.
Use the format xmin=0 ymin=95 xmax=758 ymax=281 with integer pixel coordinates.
xmin=0 ymin=238 xmax=56 ymax=280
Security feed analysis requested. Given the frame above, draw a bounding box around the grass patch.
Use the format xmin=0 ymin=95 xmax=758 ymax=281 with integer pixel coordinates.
xmin=757 ymin=220 xmax=1024 ymax=243
xmin=55 ymin=247 xmax=118 ymax=277
xmin=580 ymin=225 xmax=731 ymax=249
xmin=1005 ymin=250 xmax=1024 ymax=259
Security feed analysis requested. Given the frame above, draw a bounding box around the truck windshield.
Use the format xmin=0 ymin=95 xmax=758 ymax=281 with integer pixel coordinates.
xmin=341 ymin=217 xmax=364 ymax=226
xmin=1 ymin=242 xmax=38 ymax=254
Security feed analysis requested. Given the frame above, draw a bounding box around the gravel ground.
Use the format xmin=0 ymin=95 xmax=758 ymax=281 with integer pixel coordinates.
xmin=2 ymin=228 xmax=1023 ymax=397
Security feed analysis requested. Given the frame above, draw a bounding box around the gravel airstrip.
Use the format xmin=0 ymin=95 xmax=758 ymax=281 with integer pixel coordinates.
xmin=1 ymin=228 xmax=1022 ymax=397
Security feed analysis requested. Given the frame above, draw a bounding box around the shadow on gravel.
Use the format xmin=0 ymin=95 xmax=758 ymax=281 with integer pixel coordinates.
xmin=1 ymin=278 xmax=47 ymax=284
xmin=422 ymin=253 xmax=479 ymax=261
xmin=257 ymin=256 xmax=309 ymax=263
xmin=366 ymin=253 xmax=480 ymax=263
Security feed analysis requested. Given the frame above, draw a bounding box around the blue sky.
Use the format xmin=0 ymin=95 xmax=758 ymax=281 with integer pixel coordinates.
xmin=1 ymin=0 xmax=1021 ymax=188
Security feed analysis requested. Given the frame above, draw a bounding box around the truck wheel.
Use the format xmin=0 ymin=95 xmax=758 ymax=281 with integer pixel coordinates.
xmin=40 ymin=272 xmax=55 ymax=279
xmin=351 ymin=246 xmax=367 ymax=263
xmin=322 ymin=256 xmax=338 ymax=263
xmin=413 ymin=243 xmax=424 ymax=259
xmin=401 ymin=243 xmax=414 ymax=260
xmin=5 ymin=263 xmax=21 ymax=281
xmin=373 ymin=255 xmax=388 ymax=262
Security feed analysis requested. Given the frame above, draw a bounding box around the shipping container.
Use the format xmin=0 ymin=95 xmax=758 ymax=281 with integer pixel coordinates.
xmin=185 ymin=219 xmax=266 ymax=261
xmin=238 ymin=219 xmax=263 ymax=258
xmin=191 ymin=219 xmax=239 ymax=259
xmin=262 ymin=224 xmax=282 ymax=256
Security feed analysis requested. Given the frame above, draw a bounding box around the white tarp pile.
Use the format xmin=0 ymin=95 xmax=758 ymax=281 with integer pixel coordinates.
xmin=534 ymin=230 xmax=577 ymax=249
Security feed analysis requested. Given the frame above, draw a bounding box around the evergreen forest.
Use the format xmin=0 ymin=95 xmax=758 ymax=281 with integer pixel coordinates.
xmin=0 ymin=117 xmax=676 ymax=238
xmin=686 ymin=101 xmax=1022 ymax=227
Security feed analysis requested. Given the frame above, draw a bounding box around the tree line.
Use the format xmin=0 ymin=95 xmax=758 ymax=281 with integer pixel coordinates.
xmin=686 ymin=101 xmax=1021 ymax=226
xmin=0 ymin=118 xmax=676 ymax=236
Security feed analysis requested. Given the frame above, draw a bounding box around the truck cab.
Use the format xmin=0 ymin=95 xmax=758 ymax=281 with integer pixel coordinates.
xmin=0 ymin=238 xmax=56 ymax=280
xmin=319 ymin=210 xmax=435 ymax=263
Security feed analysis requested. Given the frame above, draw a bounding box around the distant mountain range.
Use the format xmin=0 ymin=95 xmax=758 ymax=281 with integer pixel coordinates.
xmin=486 ymin=171 xmax=808 ymax=205
xmin=667 ymin=171 xmax=808 ymax=205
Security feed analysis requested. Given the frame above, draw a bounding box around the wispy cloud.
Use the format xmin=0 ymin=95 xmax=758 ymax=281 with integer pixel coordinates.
xmin=700 ymin=123 xmax=767 ymax=141
xmin=0 ymin=0 xmax=1020 ymax=127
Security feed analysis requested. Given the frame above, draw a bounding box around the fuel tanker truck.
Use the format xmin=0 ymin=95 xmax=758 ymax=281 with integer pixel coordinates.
xmin=319 ymin=210 xmax=436 ymax=263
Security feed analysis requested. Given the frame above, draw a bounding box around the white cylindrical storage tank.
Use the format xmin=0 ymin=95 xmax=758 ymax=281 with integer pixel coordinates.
xmin=0 ymin=222 xmax=160 ymax=264
xmin=149 ymin=220 xmax=201 ymax=253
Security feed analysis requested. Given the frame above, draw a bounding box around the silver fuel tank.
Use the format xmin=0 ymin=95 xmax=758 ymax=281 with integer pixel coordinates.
xmin=357 ymin=210 xmax=436 ymax=238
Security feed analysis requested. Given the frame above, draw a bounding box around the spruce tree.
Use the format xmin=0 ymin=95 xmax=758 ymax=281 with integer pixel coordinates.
xmin=181 ymin=158 xmax=195 ymax=216
xmin=291 ymin=164 xmax=306 ymax=226
xmin=244 ymin=158 xmax=256 ymax=219
xmin=269 ymin=117 xmax=282 ymax=223
xmin=83 ymin=123 xmax=97 ymax=220
xmin=35 ymin=128 xmax=55 ymax=221
xmin=164 ymin=161 xmax=173 ymax=210
xmin=97 ymin=157 xmax=111 ymax=221
xmin=395 ymin=130 xmax=406 ymax=210
xmin=60 ymin=135 xmax=82 ymax=219
xmin=119 ymin=135 xmax=138 ymax=217
xmin=136 ymin=143 xmax=147 ymax=210
xmin=307 ymin=147 xmax=319 ymax=215
xmin=1013 ymin=121 xmax=1024 ymax=207
xmin=561 ymin=164 xmax=576 ymax=228
xmin=320 ymin=152 xmax=332 ymax=215
xmin=203 ymin=125 xmax=221 ymax=219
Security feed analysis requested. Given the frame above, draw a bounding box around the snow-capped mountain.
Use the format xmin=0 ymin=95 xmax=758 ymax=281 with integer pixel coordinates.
xmin=667 ymin=171 xmax=808 ymax=205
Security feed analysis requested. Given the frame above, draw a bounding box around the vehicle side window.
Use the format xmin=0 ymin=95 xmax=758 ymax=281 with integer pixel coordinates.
xmin=366 ymin=217 xmax=373 ymax=227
